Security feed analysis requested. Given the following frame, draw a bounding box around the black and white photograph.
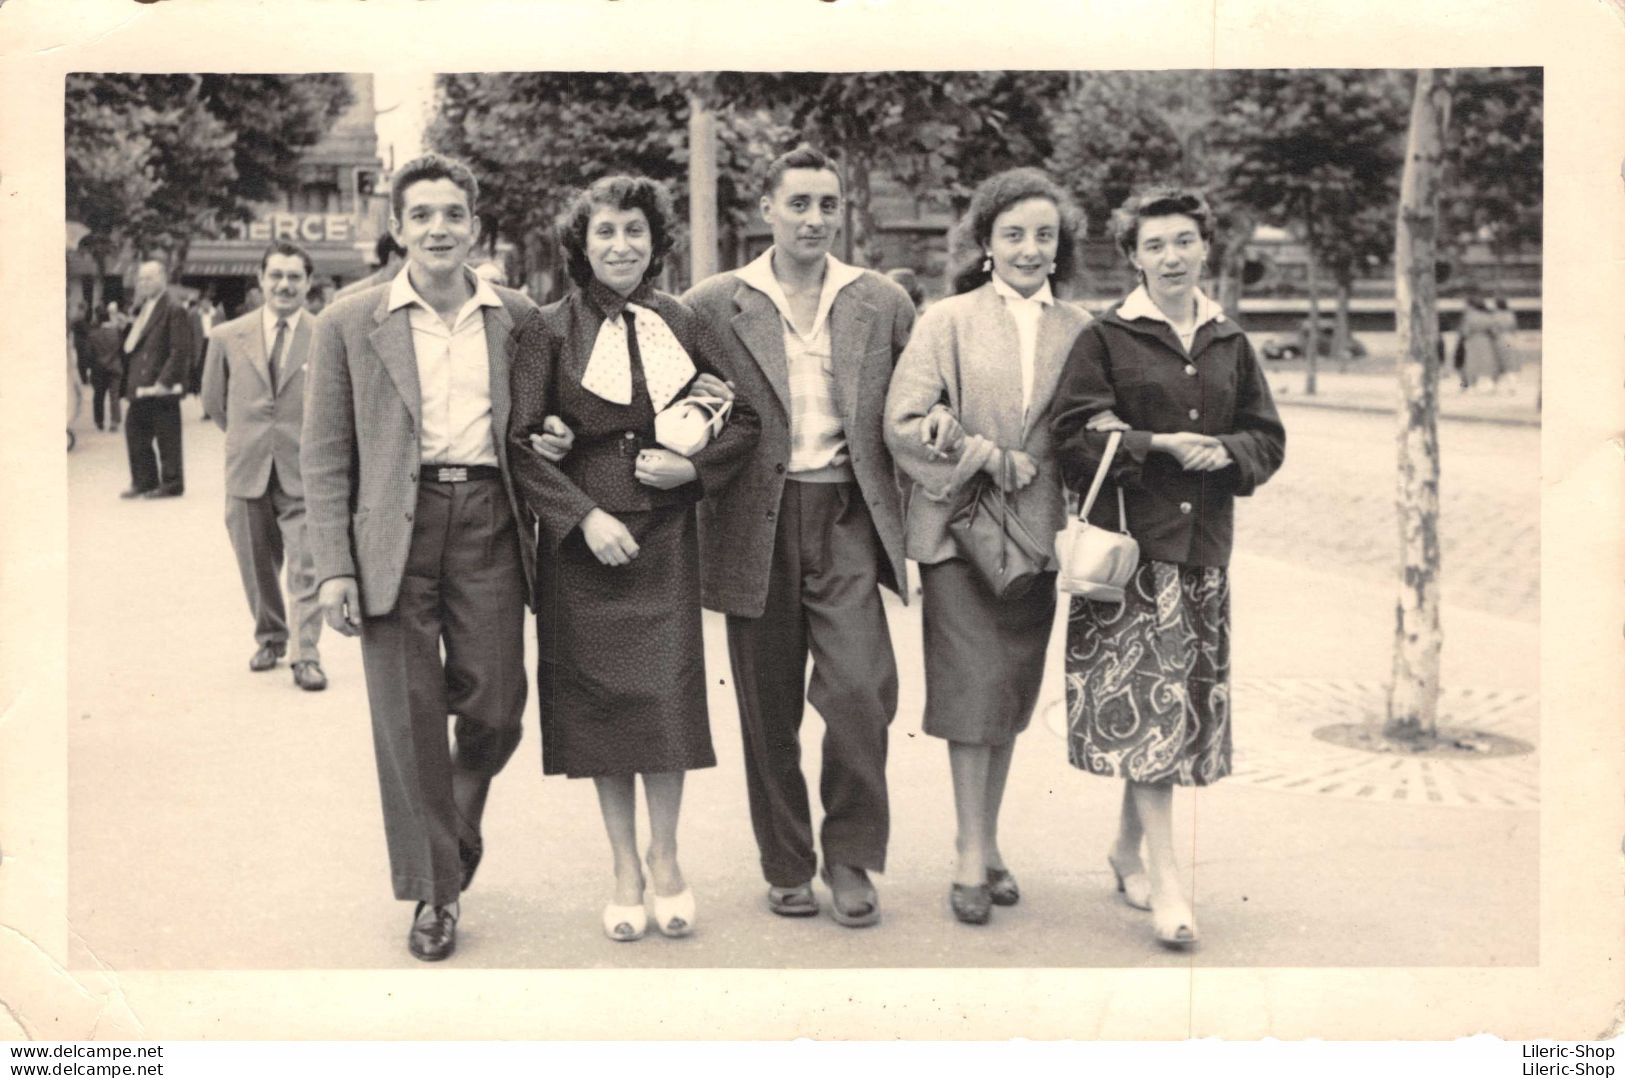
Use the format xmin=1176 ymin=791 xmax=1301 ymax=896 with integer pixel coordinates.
xmin=2 ymin=0 xmax=1621 ymax=1054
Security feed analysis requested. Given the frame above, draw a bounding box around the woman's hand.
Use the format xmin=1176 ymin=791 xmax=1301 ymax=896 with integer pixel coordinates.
xmin=689 ymin=372 xmax=735 ymax=402
xmin=1085 ymin=409 xmax=1131 ymax=433
xmin=985 ymin=449 xmax=1038 ymax=491
xmin=634 ymin=447 xmax=699 ymax=490
xmin=580 ymin=508 xmax=640 ymax=566
xmin=528 ymin=415 xmax=574 ymax=462
xmin=920 ymin=404 xmax=965 ymax=460
xmin=1152 ymin=431 xmax=1230 ymax=471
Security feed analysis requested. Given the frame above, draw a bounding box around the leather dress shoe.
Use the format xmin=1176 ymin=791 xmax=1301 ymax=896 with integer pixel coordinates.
xmin=249 ymin=644 xmax=285 ymax=672
xmin=408 ymin=902 xmax=457 ymax=961
xmin=291 ymin=660 xmax=327 ymax=691
xmin=143 ymin=484 xmax=184 ymax=498
xmin=119 ymin=486 xmax=155 ymax=499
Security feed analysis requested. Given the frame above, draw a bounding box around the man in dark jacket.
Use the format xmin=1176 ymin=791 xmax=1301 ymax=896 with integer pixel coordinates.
xmin=120 ymin=260 xmax=193 ymax=498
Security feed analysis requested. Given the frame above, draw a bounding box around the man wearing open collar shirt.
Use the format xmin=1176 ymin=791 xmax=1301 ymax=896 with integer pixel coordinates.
xmin=301 ymin=154 xmax=547 ymax=963
xmin=683 ymin=145 xmax=917 ymax=929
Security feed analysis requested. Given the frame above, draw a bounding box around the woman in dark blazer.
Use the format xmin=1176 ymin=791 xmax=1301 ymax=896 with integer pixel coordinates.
xmin=885 ymin=168 xmax=1091 ymax=925
xmin=1051 ymin=188 xmax=1285 ymax=948
xmin=507 ymin=176 xmax=759 ymax=943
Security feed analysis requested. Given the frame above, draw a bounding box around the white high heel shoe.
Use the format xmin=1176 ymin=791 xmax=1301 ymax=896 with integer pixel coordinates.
xmin=650 ymin=887 xmax=696 ymax=938
xmin=1107 ymin=852 xmax=1153 ymax=912
xmin=602 ymin=900 xmax=648 ymax=942
xmin=1149 ymin=890 xmax=1199 ymax=947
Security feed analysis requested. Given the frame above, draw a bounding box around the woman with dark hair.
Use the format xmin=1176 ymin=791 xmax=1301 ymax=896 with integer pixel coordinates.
xmin=507 ymin=175 xmax=759 ymax=942
xmin=884 ymin=167 xmax=1091 ymax=925
xmin=1051 ymin=187 xmax=1285 ymax=947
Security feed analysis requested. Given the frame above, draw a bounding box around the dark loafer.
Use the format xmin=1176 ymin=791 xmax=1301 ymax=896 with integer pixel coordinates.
xmin=766 ymin=883 xmax=819 ymax=917
xmin=459 ymin=831 xmax=484 ymax=893
xmin=950 ymin=882 xmax=993 ymax=925
xmin=986 ymin=867 xmax=1020 ymax=907
xmin=249 ymin=644 xmax=285 ymax=672
xmin=291 ymin=660 xmax=327 ymax=691
xmin=820 ymin=864 xmax=880 ymax=928
xmin=142 ymin=484 xmax=184 ymax=498
xmin=118 ymin=487 xmax=155 ymax=499
xmin=408 ymin=902 xmax=457 ymax=962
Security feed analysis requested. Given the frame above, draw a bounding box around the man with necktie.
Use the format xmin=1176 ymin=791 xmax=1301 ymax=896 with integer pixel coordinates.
xmin=201 ymin=241 xmax=328 ymax=690
xmin=120 ymin=260 xmax=193 ymax=498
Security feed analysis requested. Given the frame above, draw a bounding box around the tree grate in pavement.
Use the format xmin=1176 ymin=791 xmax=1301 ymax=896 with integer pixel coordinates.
xmin=1224 ymin=678 xmax=1538 ymax=809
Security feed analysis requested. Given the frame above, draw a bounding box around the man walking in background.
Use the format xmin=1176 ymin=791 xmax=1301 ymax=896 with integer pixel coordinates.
xmin=201 ymin=241 xmax=328 ymax=692
xmin=120 ymin=260 xmax=193 ymax=499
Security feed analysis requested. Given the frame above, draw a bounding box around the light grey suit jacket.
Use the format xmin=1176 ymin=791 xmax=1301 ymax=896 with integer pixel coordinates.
xmin=884 ymin=283 xmax=1092 ymax=565
xmin=301 ymin=281 xmax=539 ymax=618
xmin=200 ymin=308 xmax=312 ymax=499
xmin=682 ymin=268 xmax=916 ymax=618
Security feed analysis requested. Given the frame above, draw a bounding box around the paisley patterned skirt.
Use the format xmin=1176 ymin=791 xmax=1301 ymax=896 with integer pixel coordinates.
xmin=1063 ymin=560 xmax=1231 ymax=786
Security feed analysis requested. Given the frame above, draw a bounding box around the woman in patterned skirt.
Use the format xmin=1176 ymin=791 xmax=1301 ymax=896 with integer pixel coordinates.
xmin=1051 ymin=188 xmax=1285 ymax=947
xmin=507 ymin=176 xmax=759 ymax=942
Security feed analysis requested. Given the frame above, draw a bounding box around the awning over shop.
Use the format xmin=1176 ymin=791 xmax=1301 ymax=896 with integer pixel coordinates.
xmin=183 ymin=243 xmax=370 ymax=282
xmin=185 ymin=261 xmax=263 ymax=277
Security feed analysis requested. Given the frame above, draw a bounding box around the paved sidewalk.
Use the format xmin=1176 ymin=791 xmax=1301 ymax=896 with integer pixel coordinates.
xmin=1265 ymin=367 xmax=1541 ymax=427
xmin=60 ymin=408 xmax=1538 ymax=973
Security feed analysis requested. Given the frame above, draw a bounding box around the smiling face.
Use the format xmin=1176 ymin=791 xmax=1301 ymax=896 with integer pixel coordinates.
xmin=259 ymin=253 xmax=310 ymax=319
xmin=134 ymin=261 xmax=166 ymax=304
xmin=761 ymin=167 xmax=842 ymax=268
xmin=1131 ymin=213 xmax=1208 ymax=309
xmin=584 ymin=205 xmax=653 ymax=296
xmin=390 ymin=177 xmax=480 ymax=282
xmin=987 ymin=197 xmax=1060 ymax=298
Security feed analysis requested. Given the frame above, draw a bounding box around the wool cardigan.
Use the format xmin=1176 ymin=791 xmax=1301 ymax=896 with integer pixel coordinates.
xmin=884 ymin=281 xmax=1092 ymax=566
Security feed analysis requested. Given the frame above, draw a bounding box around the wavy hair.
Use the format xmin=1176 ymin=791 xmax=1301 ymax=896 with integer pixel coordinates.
xmin=558 ymin=175 xmax=678 ymax=290
xmin=948 ymin=168 xmax=1084 ymax=296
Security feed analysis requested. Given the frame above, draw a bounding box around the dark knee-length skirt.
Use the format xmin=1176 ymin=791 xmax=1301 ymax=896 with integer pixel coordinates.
xmin=1063 ymin=560 xmax=1231 ymax=786
xmin=920 ymin=558 xmax=1057 ymax=746
xmin=536 ymin=506 xmax=715 ymax=778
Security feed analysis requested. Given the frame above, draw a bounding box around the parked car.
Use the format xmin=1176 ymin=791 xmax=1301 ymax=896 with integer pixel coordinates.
xmin=1261 ymin=321 xmax=1368 ymax=361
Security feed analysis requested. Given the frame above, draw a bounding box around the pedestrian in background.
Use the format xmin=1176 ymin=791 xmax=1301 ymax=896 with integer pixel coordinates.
xmin=1458 ymin=289 xmax=1500 ymax=393
xmin=200 ymin=241 xmax=328 ymax=692
xmin=1052 ymin=188 xmax=1285 ymax=948
xmin=1491 ymin=296 xmax=1521 ymax=394
xmin=84 ymin=306 xmax=126 ymax=433
xmin=884 ymin=167 xmax=1091 ymax=925
xmin=119 ymin=260 xmax=193 ymax=499
xmin=508 ymin=175 xmax=759 ymax=943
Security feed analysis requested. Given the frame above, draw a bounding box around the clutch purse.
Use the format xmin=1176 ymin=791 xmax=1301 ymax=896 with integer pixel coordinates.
xmin=1055 ymin=430 xmax=1140 ymax=602
xmin=654 ymin=394 xmax=732 ymax=456
xmin=948 ymin=450 xmax=1052 ymax=601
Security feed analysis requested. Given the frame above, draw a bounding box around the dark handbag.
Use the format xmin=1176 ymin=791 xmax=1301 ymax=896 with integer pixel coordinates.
xmin=948 ymin=450 xmax=1051 ymax=600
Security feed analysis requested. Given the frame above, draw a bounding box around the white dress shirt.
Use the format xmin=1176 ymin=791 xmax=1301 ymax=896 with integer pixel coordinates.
xmin=260 ymin=305 xmax=304 ymax=362
xmin=734 ymin=249 xmax=866 ymax=477
xmin=387 ymin=269 xmax=503 ymax=467
xmin=990 ymin=273 xmax=1054 ymax=420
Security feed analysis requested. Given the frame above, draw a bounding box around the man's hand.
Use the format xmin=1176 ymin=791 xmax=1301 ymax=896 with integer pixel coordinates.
xmin=318 ymin=577 xmax=362 ymax=637
xmin=528 ymin=415 xmax=574 ymax=462
xmin=920 ymin=405 xmax=965 ymax=460
xmin=634 ymin=447 xmax=699 ymax=490
xmin=580 ymin=508 xmax=640 ymax=565
xmin=688 ymin=372 xmax=735 ymax=402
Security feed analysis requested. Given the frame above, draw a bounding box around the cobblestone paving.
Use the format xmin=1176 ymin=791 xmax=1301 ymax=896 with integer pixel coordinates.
xmin=1226 ymin=678 xmax=1539 ymax=809
xmin=1236 ymin=406 xmax=1540 ymax=623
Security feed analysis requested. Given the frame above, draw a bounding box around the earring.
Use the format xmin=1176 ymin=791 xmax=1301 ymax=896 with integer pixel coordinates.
xmin=981 ymin=254 xmax=992 ymax=273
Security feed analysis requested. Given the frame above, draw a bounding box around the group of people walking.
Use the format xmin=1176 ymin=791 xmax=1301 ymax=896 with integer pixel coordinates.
xmin=260 ymin=143 xmax=1284 ymax=963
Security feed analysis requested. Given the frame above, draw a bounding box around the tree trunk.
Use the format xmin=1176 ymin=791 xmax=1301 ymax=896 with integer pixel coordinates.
xmin=89 ymin=250 xmax=107 ymax=313
xmin=1213 ymin=223 xmax=1250 ymax=322
xmin=1333 ymin=278 xmax=1353 ymax=372
xmin=686 ymin=94 xmax=719 ymax=289
xmin=845 ymin=151 xmax=880 ymax=268
xmin=1303 ymin=253 xmax=1321 ymax=395
xmin=1385 ymin=69 xmax=1454 ymax=744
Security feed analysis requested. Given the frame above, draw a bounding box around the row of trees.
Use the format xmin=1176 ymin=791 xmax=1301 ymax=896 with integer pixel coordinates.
xmin=65 ymin=73 xmax=356 ymax=309
xmin=428 ymin=68 xmax=1539 ymax=388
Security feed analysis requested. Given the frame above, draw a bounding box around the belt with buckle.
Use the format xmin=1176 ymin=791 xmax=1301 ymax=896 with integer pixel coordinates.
xmin=421 ymin=464 xmax=502 ymax=484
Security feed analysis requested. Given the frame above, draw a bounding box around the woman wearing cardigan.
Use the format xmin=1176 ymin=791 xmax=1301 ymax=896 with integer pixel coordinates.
xmin=885 ymin=168 xmax=1091 ymax=925
xmin=1051 ymin=188 xmax=1285 ymax=947
xmin=507 ymin=176 xmax=759 ymax=942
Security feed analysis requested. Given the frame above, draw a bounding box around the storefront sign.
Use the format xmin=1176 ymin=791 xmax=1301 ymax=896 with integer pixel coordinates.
xmin=247 ymin=213 xmax=356 ymax=245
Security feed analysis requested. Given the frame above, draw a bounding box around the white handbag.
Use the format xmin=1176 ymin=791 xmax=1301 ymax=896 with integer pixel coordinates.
xmin=654 ymin=395 xmax=732 ymax=457
xmin=1055 ymin=430 xmax=1141 ymax=602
